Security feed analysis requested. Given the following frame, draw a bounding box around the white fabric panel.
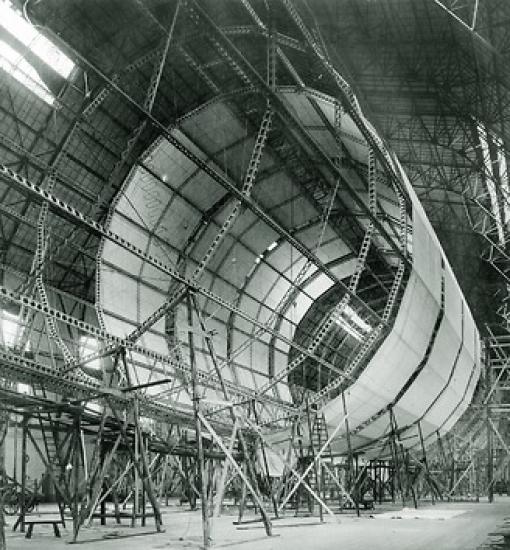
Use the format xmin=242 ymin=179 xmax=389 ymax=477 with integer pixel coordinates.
xmin=235 ymin=366 xmax=255 ymax=388
xmin=398 ymin=312 xmax=462 ymax=425
xmin=264 ymin=280 xmax=293 ymax=315
xmin=441 ymin=360 xmax=479 ymax=433
xmin=328 ymin=259 xmax=358 ymax=281
xmin=424 ymin=346 xmax=472 ymax=428
xmin=444 ymin=265 xmax=463 ymax=337
xmin=276 ymin=318 xmax=294 ymax=346
xmin=208 ymin=277 xmax=238 ymax=305
xmin=120 ymin=172 xmax=169 ymax=231
xmin=153 ymin=198 xmax=199 ymax=252
xmin=180 ymin=101 xmax=246 ymax=153
xmin=138 ymin=323 xmax=167 ymax=356
xmin=316 ymin=240 xmax=352 ymax=265
xmin=281 ymin=91 xmax=323 ymax=126
xmin=463 ymin=306 xmax=477 ymax=361
xmin=102 ymin=232 xmax=144 ymax=274
xmin=304 ymin=274 xmax=335 ymax=300
xmin=251 ymin=340 xmax=269 ymax=372
xmin=323 ymin=272 xmax=438 ymax=439
xmin=138 ymin=262 xmax=171 ymax=293
xmin=237 ymin=294 xmax=260 ymax=319
xmin=180 ymin=172 xmax=226 ymax=211
xmin=276 ymin=382 xmax=292 ymax=403
xmin=252 ymin=174 xmax=298 ymax=211
xmin=253 ymin=373 xmax=268 ymax=390
xmin=102 ymin=313 xmax=136 ymax=339
xmin=101 ymin=271 xmax=139 ymax=322
xmin=136 ymin=284 xmax=166 ymax=322
xmin=270 ymin=196 xmax=318 ymax=229
xmin=231 ymin=329 xmax=251 ymax=368
xmin=291 ymin=293 xmax=313 ymax=322
xmin=412 ymin=204 xmax=442 ymax=302
xmin=239 ymin=222 xmax=279 ymax=254
xmin=147 ymin=139 xmax=199 ymax=190
xmin=246 ymin=264 xmax=281 ymax=304
xmin=357 ymin=274 xmax=438 ymax=398
xmin=308 ymin=128 xmax=338 ymax=157
xmin=273 ymin=349 xmax=288 ymax=374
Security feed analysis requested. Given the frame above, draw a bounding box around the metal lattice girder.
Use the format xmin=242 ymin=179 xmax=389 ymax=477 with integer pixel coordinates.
xmin=184 ymin=1 xmax=410 ymax=265
xmin=0 ymin=344 xmax=235 ymax=436
xmin=121 ymin=106 xmax=274 ymax=346
xmin=254 ymin=145 xmax=379 ymax=397
xmin=40 ymin=22 xmax=395 ymax=328
xmin=0 ymin=284 xmax=297 ymax=414
xmin=0 ymin=165 xmax=376 ymax=388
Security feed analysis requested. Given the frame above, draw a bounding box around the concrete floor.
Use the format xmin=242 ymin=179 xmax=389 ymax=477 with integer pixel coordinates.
xmin=3 ymin=498 xmax=510 ymax=550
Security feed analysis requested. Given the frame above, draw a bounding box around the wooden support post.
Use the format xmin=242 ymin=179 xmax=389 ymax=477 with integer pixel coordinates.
xmin=388 ymin=408 xmax=405 ymax=507
xmin=20 ymin=414 xmax=28 ymax=533
xmin=418 ymin=422 xmax=436 ymax=504
xmin=141 ymin=434 xmax=147 ymax=527
xmin=0 ymin=405 xmax=8 ymax=550
xmin=199 ymin=413 xmax=273 ymax=536
xmin=245 ymin=418 xmax=338 ymax=520
xmin=486 ymin=343 xmax=494 ymax=503
xmin=237 ymin=463 xmax=248 ymax=523
xmin=190 ymin=294 xmax=272 ymax=536
xmin=72 ymin=415 xmax=82 ymax=541
xmin=252 ymin=402 xmax=279 ymax=519
xmin=133 ymin=399 xmax=163 ymax=531
xmin=305 ymin=402 xmax=323 ymax=521
xmin=106 ymin=398 xmax=162 ymax=531
xmin=187 ymin=291 xmax=211 ymax=549
xmin=342 ymin=392 xmax=358 ymax=516
xmin=213 ymin=420 xmax=238 ymax=519
xmin=279 ymin=411 xmax=348 ymax=510
xmin=85 ymin=433 xmax=123 ymax=526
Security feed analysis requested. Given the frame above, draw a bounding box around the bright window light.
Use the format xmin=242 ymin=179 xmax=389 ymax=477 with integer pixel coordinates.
xmin=344 ymin=305 xmax=372 ymax=333
xmin=477 ymin=123 xmax=506 ymax=246
xmin=85 ymin=401 xmax=102 ymax=414
xmin=0 ymin=0 xmax=74 ymax=103
xmin=17 ymin=383 xmax=31 ymax=394
xmin=335 ymin=316 xmax=364 ymax=341
xmin=335 ymin=305 xmax=372 ymax=341
xmin=1 ymin=310 xmax=20 ymax=347
xmin=79 ymin=336 xmax=101 ymax=370
xmin=0 ymin=39 xmax=53 ymax=103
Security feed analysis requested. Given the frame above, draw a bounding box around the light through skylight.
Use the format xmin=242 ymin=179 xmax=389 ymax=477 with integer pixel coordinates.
xmin=335 ymin=305 xmax=372 ymax=341
xmin=0 ymin=39 xmax=53 ymax=103
xmin=0 ymin=0 xmax=74 ymax=103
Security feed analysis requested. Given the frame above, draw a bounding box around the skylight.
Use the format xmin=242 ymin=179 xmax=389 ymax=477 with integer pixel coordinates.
xmin=0 ymin=0 xmax=74 ymax=103
xmin=0 ymin=39 xmax=53 ymax=103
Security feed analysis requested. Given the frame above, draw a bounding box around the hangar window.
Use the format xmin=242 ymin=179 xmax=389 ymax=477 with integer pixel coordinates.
xmin=477 ymin=123 xmax=509 ymax=246
xmin=0 ymin=0 xmax=74 ymax=104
